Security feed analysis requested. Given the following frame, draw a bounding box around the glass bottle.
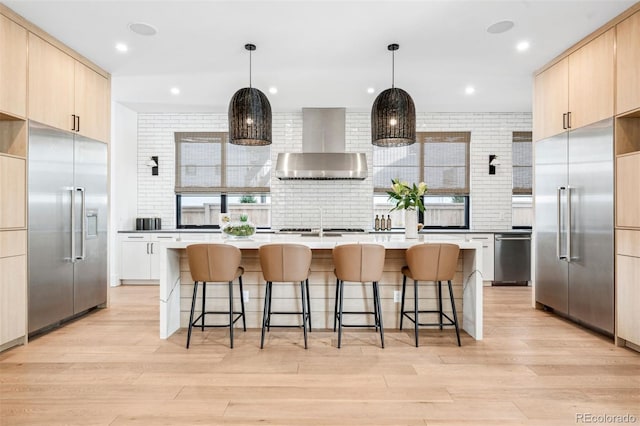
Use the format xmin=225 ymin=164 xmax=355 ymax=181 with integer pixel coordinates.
xmin=380 ymin=216 xmax=386 ymax=231
xmin=386 ymin=215 xmax=392 ymax=231
xmin=374 ymin=215 xmax=380 ymax=231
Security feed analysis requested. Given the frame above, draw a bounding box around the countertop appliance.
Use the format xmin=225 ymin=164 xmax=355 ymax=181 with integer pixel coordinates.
xmin=28 ymin=122 xmax=108 ymax=335
xmin=494 ymin=233 xmax=531 ymax=285
xmin=534 ymin=118 xmax=614 ymax=335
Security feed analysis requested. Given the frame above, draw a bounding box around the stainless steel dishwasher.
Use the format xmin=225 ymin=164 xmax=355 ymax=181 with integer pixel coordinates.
xmin=493 ymin=233 xmax=531 ymax=285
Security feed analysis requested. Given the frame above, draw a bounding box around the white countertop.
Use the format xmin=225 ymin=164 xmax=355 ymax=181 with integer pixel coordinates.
xmin=162 ymin=233 xmax=483 ymax=250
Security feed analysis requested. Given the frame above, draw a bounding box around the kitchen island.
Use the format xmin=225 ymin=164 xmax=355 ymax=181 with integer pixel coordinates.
xmin=159 ymin=234 xmax=484 ymax=341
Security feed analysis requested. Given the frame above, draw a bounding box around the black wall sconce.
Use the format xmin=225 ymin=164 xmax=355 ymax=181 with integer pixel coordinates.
xmin=147 ymin=156 xmax=159 ymax=176
xmin=489 ymin=155 xmax=500 ymax=175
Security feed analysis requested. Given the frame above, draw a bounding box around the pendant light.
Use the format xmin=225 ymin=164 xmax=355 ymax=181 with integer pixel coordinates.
xmin=371 ymin=44 xmax=416 ymax=147
xmin=228 ymin=44 xmax=272 ymax=146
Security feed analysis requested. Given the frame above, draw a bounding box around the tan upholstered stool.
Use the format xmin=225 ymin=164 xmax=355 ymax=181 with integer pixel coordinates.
xmin=185 ymin=244 xmax=246 ymax=349
xmin=258 ymin=244 xmax=313 ymax=349
xmin=333 ymin=244 xmax=386 ymax=348
xmin=400 ymin=243 xmax=461 ymax=347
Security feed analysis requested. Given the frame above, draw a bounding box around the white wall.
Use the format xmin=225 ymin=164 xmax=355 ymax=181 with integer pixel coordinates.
xmin=129 ymin=111 xmax=531 ymax=231
xmin=109 ymin=102 xmax=138 ymax=286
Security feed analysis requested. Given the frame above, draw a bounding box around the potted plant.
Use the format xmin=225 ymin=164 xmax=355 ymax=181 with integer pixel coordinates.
xmin=387 ymin=178 xmax=427 ymax=239
xmin=222 ymin=214 xmax=256 ymax=239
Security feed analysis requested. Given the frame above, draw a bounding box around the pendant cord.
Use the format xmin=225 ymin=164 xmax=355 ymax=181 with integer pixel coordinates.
xmin=249 ymin=49 xmax=252 ymax=88
xmin=391 ymin=49 xmax=395 ymax=89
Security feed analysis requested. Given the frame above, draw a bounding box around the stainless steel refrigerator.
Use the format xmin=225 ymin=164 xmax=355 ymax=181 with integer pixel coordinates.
xmin=28 ymin=121 xmax=108 ymax=334
xmin=534 ymin=117 xmax=614 ymax=335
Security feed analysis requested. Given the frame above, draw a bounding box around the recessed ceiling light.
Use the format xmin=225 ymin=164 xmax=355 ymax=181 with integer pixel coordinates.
xmin=115 ymin=43 xmax=128 ymax=52
xmin=170 ymin=87 xmax=180 ymax=95
xmin=128 ymin=22 xmax=157 ymax=36
xmin=465 ymin=86 xmax=475 ymax=95
xmin=516 ymin=40 xmax=530 ymax=52
xmin=268 ymin=87 xmax=278 ymax=94
xmin=487 ymin=20 xmax=514 ymax=34
xmin=367 ymin=87 xmax=375 ymax=94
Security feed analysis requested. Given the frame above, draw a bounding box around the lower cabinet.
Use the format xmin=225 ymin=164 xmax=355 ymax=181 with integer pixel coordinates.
xmin=0 ymin=230 xmax=27 ymax=348
xmin=120 ymin=234 xmax=178 ymax=281
xmin=616 ymin=229 xmax=640 ymax=347
xmin=466 ymin=234 xmax=495 ymax=282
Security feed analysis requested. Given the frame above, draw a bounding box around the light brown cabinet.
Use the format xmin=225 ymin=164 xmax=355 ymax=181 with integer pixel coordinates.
xmin=616 ymin=11 xmax=640 ymax=115
xmin=0 ymin=14 xmax=27 ymax=118
xmin=0 ymin=230 xmax=26 ymax=347
xmin=0 ymin=155 xmax=26 ymax=229
xmin=28 ymin=33 xmax=109 ymax=142
xmin=616 ymin=230 xmax=640 ymax=347
xmin=533 ymin=29 xmax=614 ymax=141
xmin=616 ymin=152 xmax=640 ymax=229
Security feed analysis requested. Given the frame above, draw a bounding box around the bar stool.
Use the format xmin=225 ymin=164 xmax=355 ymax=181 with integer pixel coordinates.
xmin=185 ymin=244 xmax=246 ymax=349
xmin=333 ymin=244 xmax=385 ymax=349
xmin=258 ymin=244 xmax=312 ymax=349
xmin=400 ymin=243 xmax=461 ymax=347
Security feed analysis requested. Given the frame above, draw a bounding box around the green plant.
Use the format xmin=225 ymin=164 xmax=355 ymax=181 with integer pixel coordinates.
xmin=240 ymin=214 xmax=249 ymax=222
xmin=387 ymin=178 xmax=428 ymax=212
xmin=239 ymin=195 xmax=257 ymax=203
xmin=223 ymin=223 xmax=255 ymax=237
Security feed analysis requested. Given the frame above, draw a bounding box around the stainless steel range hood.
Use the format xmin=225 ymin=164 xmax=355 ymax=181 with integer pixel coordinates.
xmin=275 ymin=108 xmax=367 ymax=180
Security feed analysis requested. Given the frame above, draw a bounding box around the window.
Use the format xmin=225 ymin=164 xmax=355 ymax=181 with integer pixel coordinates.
xmin=512 ymin=131 xmax=532 ymax=228
xmin=373 ymin=132 xmax=470 ymax=228
xmin=175 ymin=132 xmax=271 ymax=228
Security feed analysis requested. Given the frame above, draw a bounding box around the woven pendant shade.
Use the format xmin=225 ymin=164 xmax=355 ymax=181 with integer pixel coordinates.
xmin=371 ymin=43 xmax=416 ymax=147
xmin=228 ymin=43 xmax=272 ymax=146
xmin=371 ymin=87 xmax=415 ymax=147
xmin=228 ymin=87 xmax=272 ymax=146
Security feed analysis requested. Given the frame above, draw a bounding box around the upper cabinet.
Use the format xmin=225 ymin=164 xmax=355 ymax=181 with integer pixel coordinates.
xmin=28 ymin=34 xmax=109 ymax=143
xmin=533 ymin=29 xmax=614 ymax=141
xmin=0 ymin=14 xmax=27 ymax=118
xmin=616 ymin=11 xmax=640 ymax=115
xmin=533 ymin=58 xmax=568 ymax=141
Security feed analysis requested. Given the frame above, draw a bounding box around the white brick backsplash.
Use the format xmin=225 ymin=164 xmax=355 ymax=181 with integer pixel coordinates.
xmin=137 ymin=112 xmax=531 ymax=230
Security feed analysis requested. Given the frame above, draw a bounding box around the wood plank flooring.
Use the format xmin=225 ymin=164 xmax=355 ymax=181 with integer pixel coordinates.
xmin=1 ymin=285 xmax=638 ymax=425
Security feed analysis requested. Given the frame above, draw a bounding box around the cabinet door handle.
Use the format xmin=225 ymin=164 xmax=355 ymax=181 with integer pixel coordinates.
xmin=567 ymin=111 xmax=571 ymax=129
xmin=562 ymin=113 xmax=567 ymax=130
xmin=146 ymin=242 xmax=150 ymax=254
xmin=76 ymin=115 xmax=80 ymax=132
xmin=150 ymin=243 xmax=154 ymax=254
xmin=127 ymin=236 xmax=144 ymax=239
xmin=72 ymin=114 xmax=77 ymax=131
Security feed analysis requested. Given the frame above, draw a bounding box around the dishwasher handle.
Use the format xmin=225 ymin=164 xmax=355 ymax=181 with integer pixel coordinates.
xmin=495 ymin=236 xmax=531 ymax=241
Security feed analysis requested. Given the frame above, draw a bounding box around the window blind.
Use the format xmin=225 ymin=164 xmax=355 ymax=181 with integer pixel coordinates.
xmin=175 ymin=132 xmax=271 ymax=193
xmin=512 ymin=131 xmax=532 ymax=195
xmin=373 ymin=131 xmax=470 ymax=195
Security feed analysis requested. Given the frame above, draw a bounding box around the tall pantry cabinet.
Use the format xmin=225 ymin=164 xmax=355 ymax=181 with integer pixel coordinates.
xmin=0 ymin=4 xmax=111 ymax=352
xmin=614 ymin=9 xmax=640 ymax=350
xmin=534 ymin=4 xmax=640 ymax=351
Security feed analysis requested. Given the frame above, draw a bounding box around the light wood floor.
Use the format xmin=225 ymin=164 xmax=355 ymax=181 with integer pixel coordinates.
xmin=1 ymin=286 xmax=638 ymax=425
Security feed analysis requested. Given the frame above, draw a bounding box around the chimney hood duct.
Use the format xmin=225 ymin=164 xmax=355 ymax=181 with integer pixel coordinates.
xmin=275 ymin=108 xmax=367 ymax=180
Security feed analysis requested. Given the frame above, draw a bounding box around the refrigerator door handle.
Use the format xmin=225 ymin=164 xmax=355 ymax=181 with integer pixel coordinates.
xmin=76 ymin=187 xmax=86 ymax=261
xmin=566 ymin=186 xmax=572 ymax=262
xmin=556 ymin=186 xmax=566 ymax=261
xmin=68 ymin=187 xmax=76 ymax=263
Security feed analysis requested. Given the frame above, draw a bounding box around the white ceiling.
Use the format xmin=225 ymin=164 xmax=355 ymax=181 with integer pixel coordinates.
xmin=4 ymin=0 xmax=636 ymax=113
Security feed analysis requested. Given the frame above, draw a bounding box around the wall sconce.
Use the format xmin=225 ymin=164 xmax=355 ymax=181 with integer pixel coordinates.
xmin=147 ymin=156 xmax=159 ymax=176
xmin=489 ymin=155 xmax=500 ymax=175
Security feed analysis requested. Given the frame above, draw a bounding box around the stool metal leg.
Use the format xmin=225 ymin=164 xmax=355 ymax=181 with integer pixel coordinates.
xmin=300 ymin=281 xmax=308 ymax=349
xmin=399 ymin=274 xmax=407 ymax=330
xmin=337 ymin=279 xmax=344 ymax=349
xmin=186 ymin=280 xmax=199 ymax=349
xmin=414 ymin=279 xmax=419 ymax=347
xmin=201 ymin=280 xmax=207 ymax=331
xmin=267 ymin=281 xmax=273 ymax=332
xmin=333 ymin=278 xmax=339 ymax=332
xmin=374 ymin=281 xmax=384 ymax=348
xmin=447 ymin=280 xmax=461 ymax=346
xmin=238 ymin=275 xmax=247 ymax=331
xmin=437 ymin=280 xmax=443 ymax=330
xmin=372 ymin=281 xmax=379 ymax=332
xmin=306 ymin=278 xmax=312 ymax=332
xmin=260 ymin=281 xmax=271 ymax=349
xmin=228 ymin=280 xmax=234 ymax=349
